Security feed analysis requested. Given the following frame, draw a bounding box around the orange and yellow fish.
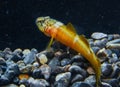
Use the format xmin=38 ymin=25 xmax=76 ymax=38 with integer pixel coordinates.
xmin=36 ymin=16 xmax=101 ymax=87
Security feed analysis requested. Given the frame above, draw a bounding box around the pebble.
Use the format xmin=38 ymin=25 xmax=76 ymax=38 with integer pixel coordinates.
xmin=69 ymin=65 xmax=87 ymax=78
xmin=29 ymin=79 xmax=49 ymax=87
xmin=0 ymin=75 xmax=10 ymax=85
xmin=61 ymin=58 xmax=71 ymax=66
xmin=72 ymin=82 xmax=93 ymax=87
xmin=71 ymin=74 xmax=84 ymax=83
xmin=40 ymin=64 xmax=51 ymax=79
xmin=97 ymin=48 xmax=112 ymax=58
xmin=101 ymin=63 xmax=113 ymax=77
xmin=23 ymin=48 xmax=37 ymax=64
xmin=36 ymin=53 xmax=48 ymax=64
xmin=1 ymin=84 xmax=18 ymax=87
xmin=55 ymin=72 xmax=71 ymax=87
xmin=32 ymin=68 xmax=43 ymax=79
xmin=84 ymin=75 xmax=96 ymax=86
xmin=0 ymin=32 xmax=120 ymax=86
xmin=91 ymin=32 xmax=107 ymax=39
xmin=0 ymin=57 xmax=6 ymax=65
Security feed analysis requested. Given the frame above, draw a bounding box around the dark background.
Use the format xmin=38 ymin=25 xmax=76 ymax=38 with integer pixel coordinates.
xmin=0 ymin=0 xmax=120 ymax=51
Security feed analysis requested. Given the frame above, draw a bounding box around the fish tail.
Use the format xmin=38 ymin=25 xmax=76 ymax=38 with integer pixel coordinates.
xmin=95 ymin=58 xmax=102 ymax=87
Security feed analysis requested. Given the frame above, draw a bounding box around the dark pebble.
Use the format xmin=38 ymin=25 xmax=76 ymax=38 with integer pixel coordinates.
xmin=69 ymin=65 xmax=87 ymax=78
xmin=0 ymin=75 xmax=10 ymax=85
xmin=61 ymin=58 xmax=71 ymax=66
xmin=10 ymin=54 xmax=22 ymax=62
xmin=55 ymin=72 xmax=71 ymax=87
xmin=40 ymin=64 xmax=51 ymax=80
xmin=19 ymin=79 xmax=29 ymax=87
xmin=0 ymin=57 xmax=6 ymax=65
xmin=32 ymin=68 xmax=43 ymax=79
xmin=101 ymin=63 xmax=113 ymax=77
xmin=91 ymin=46 xmax=100 ymax=54
xmin=84 ymin=75 xmax=96 ymax=86
xmin=72 ymin=82 xmax=93 ymax=87
xmin=110 ymin=65 xmax=120 ymax=78
xmin=71 ymin=74 xmax=84 ymax=83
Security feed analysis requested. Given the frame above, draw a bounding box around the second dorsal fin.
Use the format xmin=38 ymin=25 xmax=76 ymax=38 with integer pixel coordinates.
xmin=66 ymin=23 xmax=76 ymax=33
xmin=79 ymin=35 xmax=90 ymax=49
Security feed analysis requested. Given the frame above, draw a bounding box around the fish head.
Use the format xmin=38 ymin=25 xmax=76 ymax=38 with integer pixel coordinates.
xmin=36 ymin=16 xmax=63 ymax=35
xmin=36 ymin=16 xmax=57 ymax=32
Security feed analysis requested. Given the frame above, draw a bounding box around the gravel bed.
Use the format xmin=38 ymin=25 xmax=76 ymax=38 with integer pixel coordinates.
xmin=0 ymin=32 xmax=120 ymax=87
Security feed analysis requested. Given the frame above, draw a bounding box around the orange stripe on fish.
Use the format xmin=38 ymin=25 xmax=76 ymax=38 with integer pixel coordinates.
xmin=36 ymin=16 xmax=101 ymax=87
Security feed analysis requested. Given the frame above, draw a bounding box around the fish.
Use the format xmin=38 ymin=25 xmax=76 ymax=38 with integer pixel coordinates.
xmin=36 ymin=16 xmax=101 ymax=87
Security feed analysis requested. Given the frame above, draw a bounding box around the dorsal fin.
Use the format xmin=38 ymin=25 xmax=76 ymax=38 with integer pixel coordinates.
xmin=66 ymin=23 xmax=76 ymax=33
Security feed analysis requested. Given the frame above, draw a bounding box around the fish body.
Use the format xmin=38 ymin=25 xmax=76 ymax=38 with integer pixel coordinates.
xmin=36 ymin=16 xmax=101 ymax=87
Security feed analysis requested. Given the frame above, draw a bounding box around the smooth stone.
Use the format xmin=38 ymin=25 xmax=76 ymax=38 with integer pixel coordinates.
xmin=109 ymin=53 xmax=118 ymax=63
xmin=0 ymin=75 xmax=10 ymax=85
xmin=72 ymin=82 xmax=93 ymax=87
xmin=61 ymin=58 xmax=71 ymax=66
xmin=1 ymin=84 xmax=18 ymax=87
xmin=10 ymin=54 xmax=22 ymax=62
xmin=101 ymin=82 xmax=112 ymax=87
xmin=23 ymin=49 xmax=37 ymax=64
xmin=32 ymin=68 xmax=43 ymax=79
xmin=13 ymin=48 xmax=22 ymax=54
xmin=19 ymin=84 xmax=26 ymax=87
xmin=71 ymin=55 xmax=87 ymax=63
xmin=97 ymin=48 xmax=112 ymax=58
xmin=55 ymin=72 xmax=71 ymax=87
xmin=106 ymin=39 xmax=120 ymax=45
xmin=19 ymin=79 xmax=29 ymax=87
xmin=94 ymin=39 xmax=107 ymax=48
xmin=20 ymin=64 xmax=34 ymax=73
xmin=110 ymin=65 xmax=120 ymax=78
xmin=84 ymin=75 xmax=96 ymax=86
xmin=36 ymin=53 xmax=48 ymax=64
xmin=91 ymin=46 xmax=100 ymax=54
xmin=4 ymin=70 xmax=16 ymax=81
xmin=71 ymin=74 xmax=84 ymax=83
xmin=6 ymin=63 xmax=20 ymax=75
xmin=91 ymin=32 xmax=107 ymax=39
xmin=29 ymin=79 xmax=49 ymax=87
xmin=101 ymin=63 xmax=113 ymax=77
xmin=48 ymin=57 xmax=60 ymax=70
xmin=107 ymin=79 xmax=119 ymax=87
xmin=69 ymin=65 xmax=87 ymax=78
xmin=40 ymin=64 xmax=51 ymax=79
xmin=0 ymin=57 xmax=6 ymax=65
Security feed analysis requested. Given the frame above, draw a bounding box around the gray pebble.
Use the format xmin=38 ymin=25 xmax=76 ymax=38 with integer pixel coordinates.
xmin=72 ymin=82 xmax=93 ymax=87
xmin=23 ymin=49 xmax=37 ymax=64
xmin=101 ymin=82 xmax=112 ymax=87
xmin=91 ymin=32 xmax=107 ymax=39
xmin=1 ymin=84 xmax=18 ymax=87
xmin=40 ymin=64 xmax=51 ymax=80
xmin=101 ymin=63 xmax=113 ymax=77
xmin=69 ymin=65 xmax=87 ymax=78
xmin=29 ymin=79 xmax=49 ymax=87
xmin=84 ymin=75 xmax=96 ymax=86
xmin=55 ymin=72 xmax=71 ymax=87
xmin=71 ymin=74 xmax=84 ymax=83
xmin=0 ymin=75 xmax=10 ymax=85
xmin=61 ymin=58 xmax=71 ymax=66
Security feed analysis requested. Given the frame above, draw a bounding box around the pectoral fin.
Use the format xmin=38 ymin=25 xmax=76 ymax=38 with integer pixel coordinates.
xmin=46 ymin=37 xmax=54 ymax=49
